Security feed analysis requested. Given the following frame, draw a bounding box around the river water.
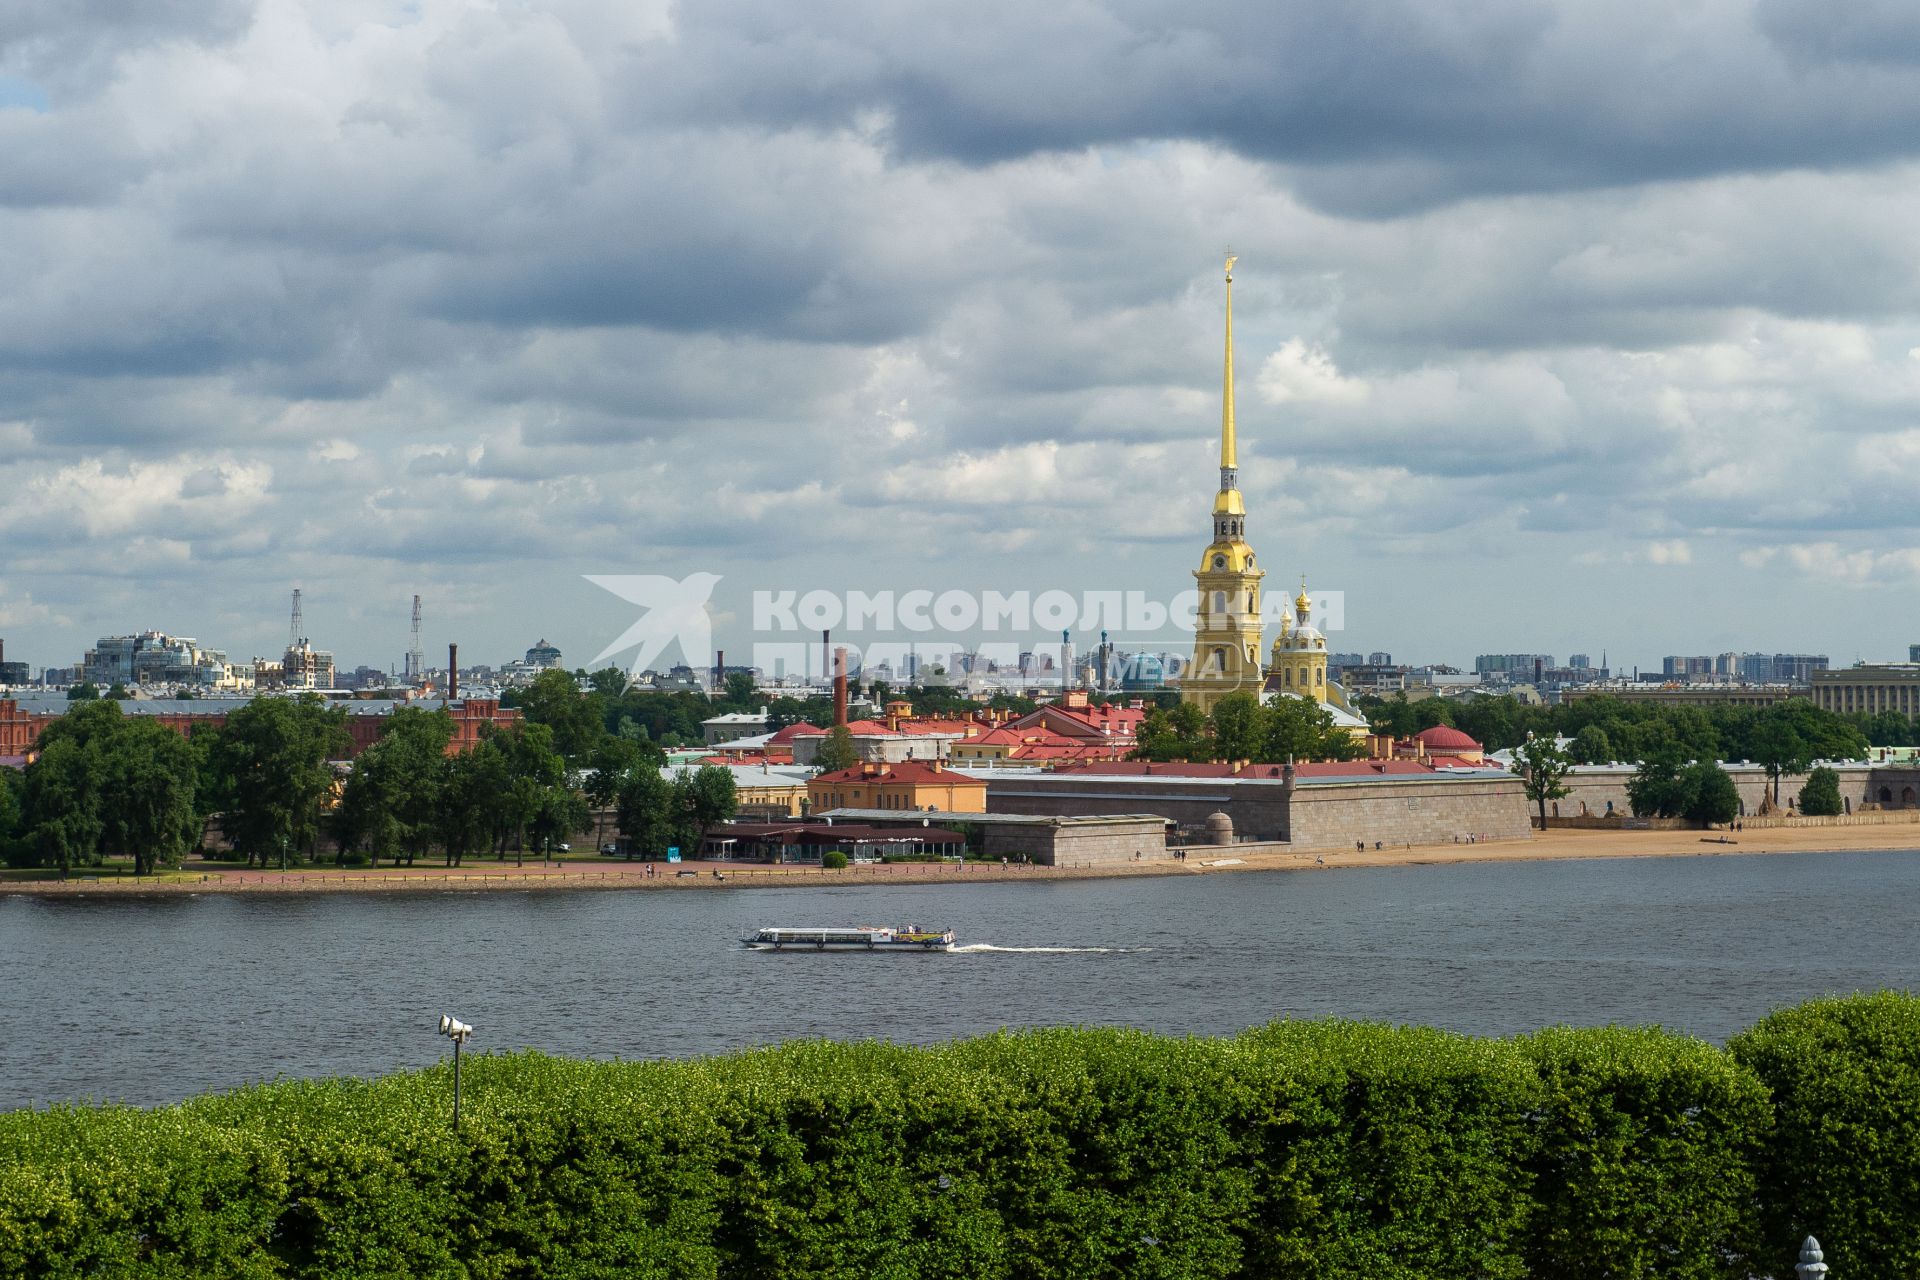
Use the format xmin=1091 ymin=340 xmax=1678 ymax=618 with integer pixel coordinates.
xmin=2 ymin=849 xmax=1916 ymax=1111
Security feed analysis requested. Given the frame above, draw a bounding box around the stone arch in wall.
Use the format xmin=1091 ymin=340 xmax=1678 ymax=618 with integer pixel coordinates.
xmin=1881 ymin=785 xmax=1895 ymax=805
xmin=1906 ymin=786 xmax=1917 ymax=808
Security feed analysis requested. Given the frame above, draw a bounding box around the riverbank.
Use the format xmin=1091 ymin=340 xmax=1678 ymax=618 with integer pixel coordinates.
xmin=5 ymin=822 xmax=1917 ymax=895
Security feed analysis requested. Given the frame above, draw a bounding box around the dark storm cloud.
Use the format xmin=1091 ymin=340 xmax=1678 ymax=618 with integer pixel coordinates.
xmin=0 ymin=0 xmax=253 ymax=96
xmin=645 ymin=0 xmax=1920 ymax=211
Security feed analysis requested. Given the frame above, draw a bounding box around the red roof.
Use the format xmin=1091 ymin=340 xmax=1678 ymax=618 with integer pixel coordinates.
xmin=961 ymin=726 xmax=1123 ymax=762
xmin=1413 ymin=726 xmax=1482 ymax=751
xmin=1011 ymin=702 xmax=1147 ymax=743
xmin=809 ymin=761 xmax=985 ymax=786
xmin=1048 ymin=759 xmax=1460 ymax=779
xmin=765 ymin=722 xmax=822 ymax=745
xmin=787 ymin=721 xmax=898 ymax=740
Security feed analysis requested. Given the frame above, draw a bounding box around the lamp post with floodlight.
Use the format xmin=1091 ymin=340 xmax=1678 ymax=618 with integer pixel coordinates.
xmin=438 ymin=1014 xmax=474 ymax=1129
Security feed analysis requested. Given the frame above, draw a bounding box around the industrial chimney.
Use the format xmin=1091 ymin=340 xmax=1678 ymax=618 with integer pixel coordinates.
xmin=715 ymin=649 xmax=724 ymax=693
xmin=833 ymin=646 xmax=848 ymax=726
xmin=448 ymin=642 xmax=459 ymax=702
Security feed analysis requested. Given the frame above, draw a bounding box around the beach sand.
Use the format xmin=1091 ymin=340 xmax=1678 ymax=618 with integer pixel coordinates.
xmin=6 ymin=821 xmax=1916 ymax=896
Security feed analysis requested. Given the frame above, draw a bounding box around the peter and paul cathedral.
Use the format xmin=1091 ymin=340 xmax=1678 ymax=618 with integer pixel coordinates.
xmin=1178 ymin=258 xmax=1365 ymax=734
xmin=1179 ymin=256 xmax=1266 ymax=715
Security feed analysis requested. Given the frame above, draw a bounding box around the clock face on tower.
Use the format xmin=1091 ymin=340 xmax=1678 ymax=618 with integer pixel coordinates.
xmin=1212 ymin=554 xmax=1226 ymax=570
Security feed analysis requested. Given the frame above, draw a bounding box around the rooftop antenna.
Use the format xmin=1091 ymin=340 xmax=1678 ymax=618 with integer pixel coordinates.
xmin=289 ymin=588 xmax=303 ymax=649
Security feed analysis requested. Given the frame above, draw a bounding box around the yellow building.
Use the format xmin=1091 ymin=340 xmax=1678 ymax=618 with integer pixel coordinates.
xmin=1268 ymin=582 xmax=1328 ymax=697
xmin=807 ymin=761 xmax=988 ymax=814
xmin=1180 ymin=256 xmax=1267 ymax=714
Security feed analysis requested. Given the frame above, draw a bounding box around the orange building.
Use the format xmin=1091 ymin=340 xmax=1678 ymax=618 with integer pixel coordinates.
xmin=808 ymin=760 xmax=987 ymax=814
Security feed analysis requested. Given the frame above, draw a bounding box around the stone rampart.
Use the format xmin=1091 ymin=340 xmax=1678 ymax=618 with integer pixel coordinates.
xmin=987 ymin=772 xmax=1532 ymax=852
xmin=1555 ymin=764 xmax=1882 ymax=819
xmin=1286 ymin=776 xmax=1533 ymax=852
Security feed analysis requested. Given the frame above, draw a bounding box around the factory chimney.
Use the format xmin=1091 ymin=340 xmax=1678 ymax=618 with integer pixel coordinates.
xmin=833 ymin=646 xmax=848 ymax=727
xmin=448 ymin=643 xmax=459 ymax=702
xmin=715 ymin=649 xmax=724 ymax=693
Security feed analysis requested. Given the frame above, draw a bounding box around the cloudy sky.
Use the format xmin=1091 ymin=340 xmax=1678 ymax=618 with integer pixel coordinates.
xmin=4 ymin=0 xmax=1920 ymax=679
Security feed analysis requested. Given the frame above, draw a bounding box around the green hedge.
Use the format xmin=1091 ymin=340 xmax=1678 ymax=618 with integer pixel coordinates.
xmin=0 ymin=995 xmax=1914 ymax=1278
xmin=1732 ymin=991 xmax=1920 ymax=1279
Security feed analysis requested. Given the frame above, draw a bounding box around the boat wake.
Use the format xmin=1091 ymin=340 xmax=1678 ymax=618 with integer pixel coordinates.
xmin=951 ymin=943 xmax=1144 ymax=954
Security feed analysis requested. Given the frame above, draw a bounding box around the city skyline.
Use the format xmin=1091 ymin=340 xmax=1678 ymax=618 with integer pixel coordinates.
xmin=6 ymin=3 xmax=1920 ymax=670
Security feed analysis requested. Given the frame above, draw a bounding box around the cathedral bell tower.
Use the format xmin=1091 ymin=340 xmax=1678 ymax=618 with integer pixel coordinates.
xmin=1180 ymin=256 xmax=1265 ymax=714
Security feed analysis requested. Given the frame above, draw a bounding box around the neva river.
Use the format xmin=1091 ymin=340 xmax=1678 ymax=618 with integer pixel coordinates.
xmin=3 ymin=849 xmax=1917 ymax=1111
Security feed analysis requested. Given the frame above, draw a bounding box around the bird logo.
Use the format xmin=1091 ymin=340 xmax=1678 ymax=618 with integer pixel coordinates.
xmin=584 ymin=572 xmax=722 ymax=677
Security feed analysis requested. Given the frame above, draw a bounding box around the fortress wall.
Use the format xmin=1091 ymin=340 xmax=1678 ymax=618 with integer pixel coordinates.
xmin=1285 ymin=777 xmax=1534 ymax=852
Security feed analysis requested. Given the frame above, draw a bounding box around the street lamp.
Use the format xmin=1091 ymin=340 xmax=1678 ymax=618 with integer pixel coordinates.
xmin=438 ymin=1013 xmax=474 ymax=1128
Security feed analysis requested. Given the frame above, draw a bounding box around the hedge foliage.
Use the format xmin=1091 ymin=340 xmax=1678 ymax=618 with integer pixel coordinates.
xmin=1732 ymin=992 xmax=1920 ymax=1279
xmin=1 ymin=994 xmax=1914 ymax=1279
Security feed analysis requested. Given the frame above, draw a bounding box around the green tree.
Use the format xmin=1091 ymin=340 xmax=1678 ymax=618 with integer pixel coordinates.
xmin=1515 ymin=734 xmax=1575 ymax=830
xmin=1262 ymin=695 xmax=1366 ymax=762
xmin=1131 ymin=702 xmax=1210 ymax=761
xmin=484 ymin=722 xmax=572 ymax=867
xmin=1453 ymin=697 xmax=1528 ymax=753
xmin=21 ymin=700 xmax=129 ymax=875
xmin=209 ymin=696 xmax=349 ymax=868
xmin=22 ymin=737 xmax=104 ymax=876
xmin=1208 ymin=693 xmax=1266 ymax=762
xmin=1359 ymin=691 xmax=1419 ymax=738
xmin=615 ymin=765 xmax=675 ymax=859
xmin=334 ymin=707 xmax=452 ymax=866
xmin=583 ymin=735 xmax=653 ymax=851
xmin=65 ymin=682 xmax=99 ymax=701
xmin=814 ymin=724 xmax=859 ymax=772
xmin=516 ymin=669 xmax=607 ymax=765
xmin=1680 ymin=761 xmax=1741 ymax=825
xmin=587 ymin=666 xmax=630 ymax=699
xmin=95 ymin=718 xmax=198 ymax=875
xmin=1568 ymin=725 xmax=1614 ymax=765
xmin=435 ymin=747 xmax=503 ymax=867
xmin=1627 ymin=752 xmax=1693 ymax=819
xmin=105 ymin=682 xmax=132 ymax=700
xmin=722 ymin=672 xmax=758 ymax=708
xmin=1741 ymin=702 xmax=1865 ymax=807
xmin=677 ymin=765 xmax=738 ymax=845
xmin=531 ymin=785 xmax=590 ymax=858
xmin=0 ymin=767 xmax=29 ymax=868
xmin=1411 ymin=699 xmax=1456 ymax=731
xmin=1798 ymin=765 xmax=1844 ymax=817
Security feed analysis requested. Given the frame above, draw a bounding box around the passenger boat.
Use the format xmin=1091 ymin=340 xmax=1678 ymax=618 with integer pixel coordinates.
xmin=743 ymin=926 xmax=956 ymax=951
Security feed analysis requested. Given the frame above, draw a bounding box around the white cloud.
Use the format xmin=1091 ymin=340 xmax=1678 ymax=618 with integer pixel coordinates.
xmin=1256 ymin=339 xmax=1369 ymax=406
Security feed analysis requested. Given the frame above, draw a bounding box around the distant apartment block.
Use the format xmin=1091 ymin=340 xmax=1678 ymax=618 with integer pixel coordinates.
xmin=81 ymin=630 xmax=249 ymax=690
xmin=1660 ymin=652 xmax=1827 ymax=684
xmin=1475 ymin=654 xmax=1554 ymax=681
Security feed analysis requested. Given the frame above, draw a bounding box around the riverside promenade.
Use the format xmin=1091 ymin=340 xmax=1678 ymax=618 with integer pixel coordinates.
xmin=6 ymin=819 xmax=1918 ymax=896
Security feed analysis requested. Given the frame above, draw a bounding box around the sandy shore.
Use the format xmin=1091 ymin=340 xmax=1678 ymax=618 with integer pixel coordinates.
xmin=5 ymin=822 xmax=1916 ymax=896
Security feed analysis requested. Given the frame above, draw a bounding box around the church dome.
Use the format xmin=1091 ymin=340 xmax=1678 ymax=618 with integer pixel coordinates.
xmin=1276 ymin=624 xmax=1325 ymax=652
xmin=1414 ymin=725 xmax=1481 ymax=752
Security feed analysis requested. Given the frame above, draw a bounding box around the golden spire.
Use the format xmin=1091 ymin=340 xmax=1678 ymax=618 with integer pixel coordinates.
xmin=1221 ymin=254 xmax=1237 ymax=473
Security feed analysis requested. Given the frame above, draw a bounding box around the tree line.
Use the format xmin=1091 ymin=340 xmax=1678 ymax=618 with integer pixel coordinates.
xmin=1130 ymin=692 xmax=1366 ymax=764
xmin=1 ymin=677 xmax=739 ymax=874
